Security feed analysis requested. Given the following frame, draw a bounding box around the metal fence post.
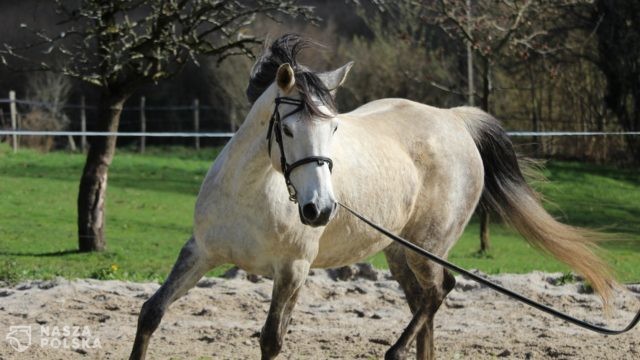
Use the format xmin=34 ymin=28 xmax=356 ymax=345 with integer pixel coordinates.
xmin=140 ymin=96 xmax=146 ymax=153
xmin=80 ymin=96 xmax=87 ymax=151
xmin=193 ymin=98 xmax=200 ymax=150
xmin=9 ymin=90 xmax=17 ymax=153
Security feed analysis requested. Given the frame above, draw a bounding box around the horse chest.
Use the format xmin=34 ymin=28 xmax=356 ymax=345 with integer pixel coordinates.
xmin=311 ymin=206 xmax=408 ymax=268
xmin=195 ymin=190 xmax=325 ymax=275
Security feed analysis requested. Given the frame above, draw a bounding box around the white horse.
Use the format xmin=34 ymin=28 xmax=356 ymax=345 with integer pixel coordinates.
xmin=130 ymin=34 xmax=614 ymax=360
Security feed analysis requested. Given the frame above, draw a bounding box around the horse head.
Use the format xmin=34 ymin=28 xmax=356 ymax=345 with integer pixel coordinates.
xmin=247 ymin=34 xmax=353 ymax=227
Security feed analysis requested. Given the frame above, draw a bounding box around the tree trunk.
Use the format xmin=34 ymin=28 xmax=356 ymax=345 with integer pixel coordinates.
xmin=480 ymin=57 xmax=491 ymax=112
xmin=466 ymin=0 xmax=474 ymax=106
xmin=625 ymin=132 xmax=640 ymax=162
xmin=528 ymin=64 xmax=541 ymax=157
xmin=77 ymin=93 xmax=126 ymax=252
xmin=479 ymin=211 xmax=490 ymax=252
xmin=479 ymin=57 xmax=491 ymax=253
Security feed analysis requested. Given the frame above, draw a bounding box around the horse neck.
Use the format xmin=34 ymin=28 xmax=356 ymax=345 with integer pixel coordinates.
xmin=222 ymin=88 xmax=277 ymax=184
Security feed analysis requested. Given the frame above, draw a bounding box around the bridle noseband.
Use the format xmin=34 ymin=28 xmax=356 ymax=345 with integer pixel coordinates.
xmin=266 ymin=96 xmax=334 ymax=203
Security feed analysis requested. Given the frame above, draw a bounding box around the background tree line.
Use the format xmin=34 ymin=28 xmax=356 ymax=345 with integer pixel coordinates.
xmin=1 ymin=1 xmax=638 ymax=162
xmin=0 ymin=0 xmax=638 ymax=252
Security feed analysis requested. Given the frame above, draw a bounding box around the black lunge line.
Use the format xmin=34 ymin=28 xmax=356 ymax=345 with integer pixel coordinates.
xmin=337 ymin=202 xmax=640 ymax=335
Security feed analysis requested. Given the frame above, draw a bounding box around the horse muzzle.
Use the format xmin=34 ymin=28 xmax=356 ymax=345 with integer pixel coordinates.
xmin=299 ymin=201 xmax=336 ymax=227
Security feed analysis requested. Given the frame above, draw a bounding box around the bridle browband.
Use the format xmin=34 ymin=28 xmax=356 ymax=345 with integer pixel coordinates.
xmin=267 ymin=96 xmax=333 ymax=203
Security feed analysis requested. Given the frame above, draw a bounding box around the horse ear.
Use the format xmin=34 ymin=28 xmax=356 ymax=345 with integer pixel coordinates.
xmin=276 ymin=63 xmax=296 ymax=93
xmin=318 ymin=61 xmax=354 ymax=91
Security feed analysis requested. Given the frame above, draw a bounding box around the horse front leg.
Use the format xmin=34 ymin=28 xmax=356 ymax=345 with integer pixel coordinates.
xmin=260 ymin=259 xmax=310 ymax=360
xmin=129 ymin=236 xmax=217 ymax=360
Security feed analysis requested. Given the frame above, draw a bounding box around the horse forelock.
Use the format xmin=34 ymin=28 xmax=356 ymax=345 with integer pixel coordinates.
xmin=246 ymin=34 xmax=336 ymax=119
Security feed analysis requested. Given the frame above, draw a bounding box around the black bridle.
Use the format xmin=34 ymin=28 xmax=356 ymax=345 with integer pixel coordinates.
xmin=267 ymin=96 xmax=333 ymax=203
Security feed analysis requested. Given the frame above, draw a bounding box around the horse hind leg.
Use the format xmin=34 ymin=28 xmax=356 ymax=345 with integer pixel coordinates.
xmin=129 ymin=236 xmax=217 ymax=360
xmin=383 ymin=244 xmax=424 ymax=360
xmin=384 ymin=246 xmax=456 ymax=360
xmin=260 ymin=259 xmax=310 ymax=360
xmin=414 ymin=267 xmax=455 ymax=360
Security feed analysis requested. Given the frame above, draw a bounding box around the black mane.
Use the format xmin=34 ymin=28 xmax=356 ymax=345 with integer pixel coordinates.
xmin=246 ymin=34 xmax=336 ymax=117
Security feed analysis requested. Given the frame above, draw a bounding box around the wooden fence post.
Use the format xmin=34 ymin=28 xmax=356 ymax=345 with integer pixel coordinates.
xmin=140 ymin=96 xmax=146 ymax=154
xmin=466 ymin=0 xmax=474 ymax=107
xmin=230 ymin=114 xmax=237 ymax=133
xmin=193 ymin=98 xmax=200 ymax=150
xmin=80 ymin=96 xmax=87 ymax=151
xmin=9 ymin=90 xmax=17 ymax=153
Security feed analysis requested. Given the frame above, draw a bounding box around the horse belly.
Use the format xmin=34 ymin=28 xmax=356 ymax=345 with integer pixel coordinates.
xmin=309 ymin=135 xmax=420 ymax=268
xmin=310 ymin=196 xmax=413 ymax=269
xmin=311 ymin=232 xmax=393 ymax=268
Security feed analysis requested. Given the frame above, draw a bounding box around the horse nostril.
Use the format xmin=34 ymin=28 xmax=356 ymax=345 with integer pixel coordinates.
xmin=302 ymin=203 xmax=319 ymax=221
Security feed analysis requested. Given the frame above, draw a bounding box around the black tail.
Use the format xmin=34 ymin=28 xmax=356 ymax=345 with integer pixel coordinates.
xmin=456 ymin=106 xmax=615 ymax=307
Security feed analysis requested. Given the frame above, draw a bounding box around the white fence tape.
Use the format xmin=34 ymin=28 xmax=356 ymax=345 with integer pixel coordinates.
xmin=1 ymin=130 xmax=640 ymax=138
xmin=0 ymin=98 xmax=215 ymax=111
xmin=0 ymin=130 xmax=235 ymax=138
xmin=507 ymin=131 xmax=640 ymax=137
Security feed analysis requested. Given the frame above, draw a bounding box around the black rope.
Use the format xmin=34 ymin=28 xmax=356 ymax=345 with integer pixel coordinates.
xmin=337 ymin=202 xmax=640 ymax=335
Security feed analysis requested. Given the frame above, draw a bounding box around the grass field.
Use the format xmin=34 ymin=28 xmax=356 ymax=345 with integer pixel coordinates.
xmin=1 ymin=143 xmax=639 ymax=283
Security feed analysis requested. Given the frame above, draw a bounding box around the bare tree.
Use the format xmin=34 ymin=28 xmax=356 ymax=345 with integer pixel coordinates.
xmin=206 ymin=55 xmax=253 ymax=131
xmin=593 ymin=0 xmax=640 ymax=161
xmin=25 ymin=71 xmax=71 ymax=119
xmin=426 ymin=0 xmax=580 ymax=252
xmin=24 ymin=71 xmax=75 ymax=150
xmin=1 ymin=0 xmax=315 ymax=252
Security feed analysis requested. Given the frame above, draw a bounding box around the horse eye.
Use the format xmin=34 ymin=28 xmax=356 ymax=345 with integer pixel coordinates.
xmin=283 ymin=126 xmax=293 ymax=138
xmin=333 ymin=125 xmax=338 ymax=134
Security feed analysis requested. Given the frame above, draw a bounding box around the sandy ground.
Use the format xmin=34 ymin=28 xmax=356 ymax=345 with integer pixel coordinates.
xmin=1 ymin=266 xmax=639 ymax=360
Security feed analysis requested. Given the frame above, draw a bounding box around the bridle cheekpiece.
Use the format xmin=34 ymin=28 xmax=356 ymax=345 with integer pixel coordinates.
xmin=266 ymin=96 xmax=334 ymax=203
